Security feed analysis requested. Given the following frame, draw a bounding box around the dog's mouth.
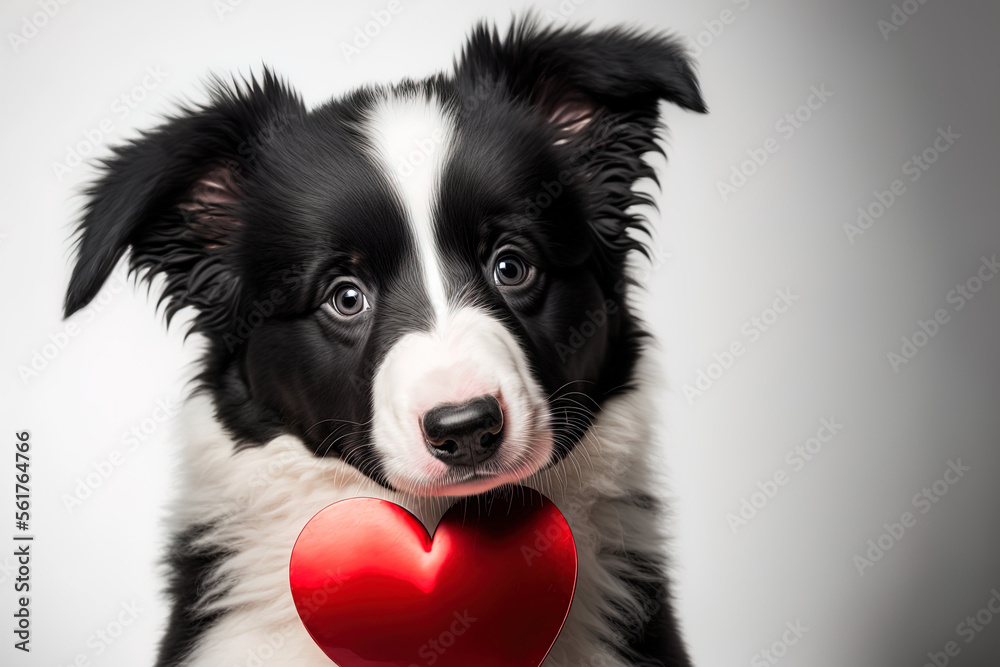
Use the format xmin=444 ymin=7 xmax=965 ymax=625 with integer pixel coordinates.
xmin=387 ymin=428 xmax=554 ymax=498
xmin=402 ymin=459 xmax=541 ymax=498
xmin=441 ymin=466 xmax=522 ymax=493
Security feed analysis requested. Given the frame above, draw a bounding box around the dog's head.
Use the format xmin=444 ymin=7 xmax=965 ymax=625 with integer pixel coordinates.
xmin=64 ymin=19 xmax=704 ymax=496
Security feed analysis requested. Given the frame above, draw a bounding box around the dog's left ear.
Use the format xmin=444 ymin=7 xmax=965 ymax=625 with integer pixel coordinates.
xmin=457 ymin=18 xmax=705 ymax=137
xmin=456 ymin=18 xmax=706 ymax=254
xmin=64 ymin=69 xmax=304 ymax=333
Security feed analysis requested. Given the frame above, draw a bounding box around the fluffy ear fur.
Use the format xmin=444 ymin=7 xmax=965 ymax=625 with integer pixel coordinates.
xmin=454 ymin=17 xmax=706 ymax=258
xmin=456 ymin=18 xmax=706 ymax=121
xmin=63 ymin=69 xmax=304 ymax=333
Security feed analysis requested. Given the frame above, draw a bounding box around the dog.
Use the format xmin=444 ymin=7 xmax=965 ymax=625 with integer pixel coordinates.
xmin=63 ymin=16 xmax=705 ymax=667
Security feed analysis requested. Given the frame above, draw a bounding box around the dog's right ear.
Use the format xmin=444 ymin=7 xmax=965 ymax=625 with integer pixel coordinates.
xmin=63 ymin=69 xmax=304 ymax=333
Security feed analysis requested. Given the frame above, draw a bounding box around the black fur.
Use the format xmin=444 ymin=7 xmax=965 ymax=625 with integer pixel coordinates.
xmin=154 ymin=524 xmax=230 ymax=666
xmin=64 ymin=16 xmax=704 ymax=665
xmin=613 ymin=553 xmax=690 ymax=666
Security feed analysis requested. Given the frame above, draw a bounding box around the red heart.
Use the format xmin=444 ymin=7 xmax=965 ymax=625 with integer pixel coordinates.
xmin=289 ymin=488 xmax=577 ymax=667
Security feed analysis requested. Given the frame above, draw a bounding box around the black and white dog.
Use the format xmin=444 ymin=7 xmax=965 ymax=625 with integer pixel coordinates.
xmin=64 ymin=17 xmax=704 ymax=667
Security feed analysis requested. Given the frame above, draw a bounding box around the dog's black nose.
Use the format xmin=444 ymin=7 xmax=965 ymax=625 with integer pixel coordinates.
xmin=422 ymin=395 xmax=504 ymax=467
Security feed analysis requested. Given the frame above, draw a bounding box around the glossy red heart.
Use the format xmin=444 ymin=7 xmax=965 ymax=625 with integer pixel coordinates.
xmin=289 ymin=488 xmax=577 ymax=667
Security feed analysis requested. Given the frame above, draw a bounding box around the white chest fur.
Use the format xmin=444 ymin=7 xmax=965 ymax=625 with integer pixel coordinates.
xmin=173 ymin=385 xmax=665 ymax=667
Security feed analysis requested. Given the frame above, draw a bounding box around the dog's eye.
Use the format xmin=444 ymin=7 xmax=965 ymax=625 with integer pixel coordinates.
xmin=327 ymin=283 xmax=370 ymax=317
xmin=494 ymin=254 xmax=530 ymax=287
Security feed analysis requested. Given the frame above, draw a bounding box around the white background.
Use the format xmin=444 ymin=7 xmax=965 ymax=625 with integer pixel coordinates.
xmin=2 ymin=0 xmax=999 ymax=665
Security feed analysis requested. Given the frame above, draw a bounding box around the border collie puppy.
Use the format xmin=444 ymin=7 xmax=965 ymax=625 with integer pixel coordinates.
xmin=64 ymin=17 xmax=704 ymax=667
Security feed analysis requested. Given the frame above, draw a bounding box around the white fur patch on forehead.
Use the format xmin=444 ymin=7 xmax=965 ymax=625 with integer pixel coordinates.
xmin=363 ymin=93 xmax=454 ymax=321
